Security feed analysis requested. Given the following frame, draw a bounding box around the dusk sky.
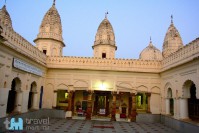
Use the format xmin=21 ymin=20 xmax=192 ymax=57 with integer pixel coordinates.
xmin=1 ymin=0 xmax=199 ymax=59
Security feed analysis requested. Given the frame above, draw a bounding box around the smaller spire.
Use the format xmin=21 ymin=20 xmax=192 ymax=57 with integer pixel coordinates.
xmin=4 ymin=0 xmax=6 ymax=7
xmin=105 ymin=11 xmax=108 ymax=19
xmin=171 ymin=14 xmax=173 ymax=24
xmin=53 ymin=0 xmax=56 ymax=6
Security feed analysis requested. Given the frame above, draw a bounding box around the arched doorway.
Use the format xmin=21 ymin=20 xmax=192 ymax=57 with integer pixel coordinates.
xmin=6 ymin=77 xmax=21 ymax=114
xmin=166 ymin=88 xmax=174 ymax=115
xmin=187 ymin=81 xmax=198 ymax=120
xmin=28 ymin=82 xmax=37 ymax=110
xmin=168 ymin=88 xmax=174 ymax=115
xmin=181 ymin=80 xmax=198 ymax=120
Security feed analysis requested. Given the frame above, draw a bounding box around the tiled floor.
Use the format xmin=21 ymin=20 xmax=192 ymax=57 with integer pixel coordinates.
xmin=5 ymin=119 xmax=179 ymax=133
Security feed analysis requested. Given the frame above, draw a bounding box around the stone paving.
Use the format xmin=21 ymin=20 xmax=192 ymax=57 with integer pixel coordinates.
xmin=4 ymin=119 xmax=179 ymax=133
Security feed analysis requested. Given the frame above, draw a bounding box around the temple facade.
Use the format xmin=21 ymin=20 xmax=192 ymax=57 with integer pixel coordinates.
xmin=0 ymin=1 xmax=199 ymax=123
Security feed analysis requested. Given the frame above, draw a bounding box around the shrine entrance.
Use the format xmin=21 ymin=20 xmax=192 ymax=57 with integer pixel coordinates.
xmin=93 ymin=91 xmax=111 ymax=117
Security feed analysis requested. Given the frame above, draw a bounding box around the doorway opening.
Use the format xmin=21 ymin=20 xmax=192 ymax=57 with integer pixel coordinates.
xmin=93 ymin=91 xmax=111 ymax=117
xmin=6 ymin=77 xmax=21 ymax=114
xmin=28 ymin=82 xmax=37 ymax=110
xmin=188 ymin=83 xmax=199 ymax=120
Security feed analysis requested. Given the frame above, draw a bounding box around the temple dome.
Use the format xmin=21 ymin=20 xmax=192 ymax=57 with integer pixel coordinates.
xmin=162 ymin=17 xmax=183 ymax=58
xmin=34 ymin=3 xmax=64 ymax=44
xmin=0 ymin=5 xmax=13 ymax=29
xmin=93 ymin=17 xmax=116 ymax=48
xmin=140 ymin=40 xmax=162 ymax=60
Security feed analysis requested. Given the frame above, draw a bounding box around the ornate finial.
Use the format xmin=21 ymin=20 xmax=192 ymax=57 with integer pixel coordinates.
xmin=105 ymin=11 xmax=108 ymax=19
xmin=171 ymin=15 xmax=173 ymax=24
xmin=149 ymin=36 xmax=153 ymax=46
xmin=150 ymin=36 xmax=152 ymax=43
xmin=53 ymin=0 xmax=56 ymax=5
xmin=5 ymin=0 xmax=7 ymax=6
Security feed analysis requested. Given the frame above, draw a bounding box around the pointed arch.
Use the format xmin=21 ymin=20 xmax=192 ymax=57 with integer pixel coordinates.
xmin=164 ymin=82 xmax=172 ymax=98
xmin=137 ymin=85 xmax=148 ymax=92
xmin=118 ymin=82 xmax=132 ymax=89
xmin=57 ymin=83 xmax=68 ymax=90
xmin=151 ymin=86 xmax=160 ymax=94
xmin=182 ymin=80 xmax=196 ymax=98
xmin=30 ymin=81 xmax=37 ymax=92
xmin=74 ymin=80 xmax=88 ymax=88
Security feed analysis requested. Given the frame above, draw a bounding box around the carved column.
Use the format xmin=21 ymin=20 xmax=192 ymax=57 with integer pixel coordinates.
xmin=111 ymin=91 xmax=117 ymax=121
xmin=131 ymin=93 xmax=137 ymax=122
xmin=86 ymin=91 xmax=93 ymax=120
xmin=146 ymin=93 xmax=151 ymax=113
xmin=52 ymin=90 xmax=57 ymax=108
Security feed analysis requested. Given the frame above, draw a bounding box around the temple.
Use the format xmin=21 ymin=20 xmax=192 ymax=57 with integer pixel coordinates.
xmin=0 ymin=1 xmax=199 ymax=126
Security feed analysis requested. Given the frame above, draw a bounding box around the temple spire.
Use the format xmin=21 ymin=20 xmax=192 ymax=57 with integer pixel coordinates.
xmin=53 ymin=0 xmax=56 ymax=6
xmin=5 ymin=0 xmax=7 ymax=6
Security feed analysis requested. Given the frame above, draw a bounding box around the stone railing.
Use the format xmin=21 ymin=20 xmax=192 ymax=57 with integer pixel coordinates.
xmin=47 ymin=56 xmax=162 ymax=72
xmin=162 ymin=37 xmax=199 ymax=71
xmin=0 ymin=22 xmax=47 ymax=66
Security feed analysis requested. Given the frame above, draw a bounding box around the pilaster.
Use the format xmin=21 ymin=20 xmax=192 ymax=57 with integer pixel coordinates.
xmin=52 ymin=90 xmax=57 ymax=108
xmin=146 ymin=93 xmax=151 ymax=113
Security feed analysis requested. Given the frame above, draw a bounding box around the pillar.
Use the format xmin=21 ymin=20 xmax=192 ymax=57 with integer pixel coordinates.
xmin=131 ymin=93 xmax=137 ymax=122
xmin=161 ymin=97 xmax=165 ymax=114
xmin=179 ymin=98 xmax=188 ymax=119
xmin=14 ymin=90 xmax=22 ymax=113
xmin=146 ymin=93 xmax=151 ymax=113
xmin=21 ymin=90 xmax=29 ymax=113
xmin=0 ymin=88 xmax=10 ymax=118
xmin=175 ymin=98 xmax=180 ymax=119
xmin=165 ymin=98 xmax=170 ymax=115
xmin=32 ymin=92 xmax=38 ymax=109
xmin=174 ymin=98 xmax=179 ymax=119
xmin=111 ymin=92 xmax=117 ymax=121
xmin=66 ymin=90 xmax=74 ymax=118
xmin=52 ymin=90 xmax=57 ymax=108
xmin=67 ymin=91 xmax=74 ymax=111
xmin=86 ymin=91 xmax=93 ymax=120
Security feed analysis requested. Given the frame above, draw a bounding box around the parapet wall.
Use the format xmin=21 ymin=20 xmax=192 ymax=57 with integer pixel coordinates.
xmin=0 ymin=22 xmax=47 ymax=66
xmin=162 ymin=38 xmax=199 ymax=71
xmin=47 ymin=56 xmax=162 ymax=73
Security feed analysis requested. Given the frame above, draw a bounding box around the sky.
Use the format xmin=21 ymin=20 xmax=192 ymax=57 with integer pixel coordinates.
xmin=1 ymin=0 xmax=199 ymax=59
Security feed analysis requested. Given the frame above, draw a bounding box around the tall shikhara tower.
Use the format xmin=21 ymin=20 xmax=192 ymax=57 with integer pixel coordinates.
xmin=34 ymin=1 xmax=65 ymax=56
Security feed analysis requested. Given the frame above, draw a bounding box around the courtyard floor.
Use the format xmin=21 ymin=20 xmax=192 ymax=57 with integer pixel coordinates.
xmin=4 ymin=118 xmax=179 ymax=133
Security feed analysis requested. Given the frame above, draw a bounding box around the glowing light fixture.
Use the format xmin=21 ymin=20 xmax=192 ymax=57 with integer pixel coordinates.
xmin=100 ymin=81 xmax=106 ymax=90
